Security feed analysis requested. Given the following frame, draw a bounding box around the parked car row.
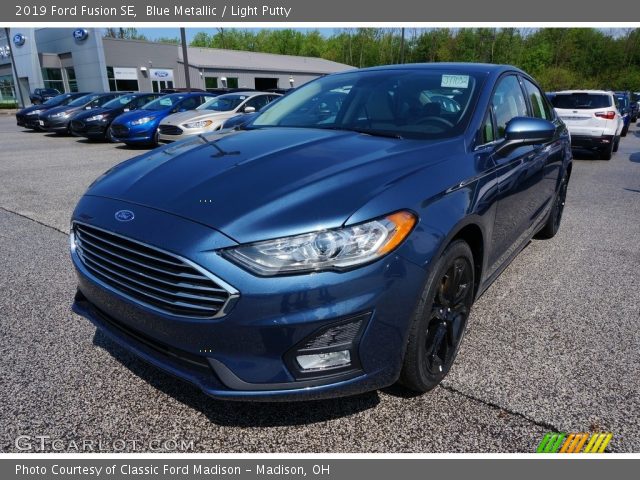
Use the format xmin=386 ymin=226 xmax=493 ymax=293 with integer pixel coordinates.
xmin=549 ymin=89 xmax=638 ymax=160
xmin=16 ymin=90 xmax=280 ymax=147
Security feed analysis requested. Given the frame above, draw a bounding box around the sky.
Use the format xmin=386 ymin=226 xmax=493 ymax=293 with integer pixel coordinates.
xmin=138 ymin=28 xmax=337 ymax=42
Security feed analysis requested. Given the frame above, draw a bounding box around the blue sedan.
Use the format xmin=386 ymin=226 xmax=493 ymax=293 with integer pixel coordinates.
xmin=70 ymin=63 xmax=572 ymax=400
xmin=109 ymin=92 xmax=215 ymax=146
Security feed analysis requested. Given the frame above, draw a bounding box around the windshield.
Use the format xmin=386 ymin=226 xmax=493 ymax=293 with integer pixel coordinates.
xmin=252 ymin=69 xmax=482 ymax=139
xmin=67 ymin=94 xmax=97 ymax=107
xmin=552 ymin=93 xmax=612 ymax=109
xmin=197 ymin=95 xmax=246 ymax=112
xmin=102 ymin=94 xmax=135 ymax=109
xmin=43 ymin=94 xmax=72 ymax=106
xmin=143 ymin=95 xmax=185 ymax=111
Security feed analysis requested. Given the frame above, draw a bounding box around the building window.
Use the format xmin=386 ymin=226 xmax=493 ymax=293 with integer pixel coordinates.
xmin=205 ymin=77 xmax=218 ymax=89
xmin=106 ymin=66 xmax=140 ymax=92
xmin=227 ymin=77 xmax=239 ymax=88
xmin=41 ymin=68 xmax=65 ymax=93
xmin=65 ymin=67 xmax=78 ymax=92
xmin=0 ymin=75 xmax=16 ymax=104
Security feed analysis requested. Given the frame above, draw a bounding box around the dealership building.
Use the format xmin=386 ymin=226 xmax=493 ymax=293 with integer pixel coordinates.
xmin=0 ymin=28 xmax=352 ymax=106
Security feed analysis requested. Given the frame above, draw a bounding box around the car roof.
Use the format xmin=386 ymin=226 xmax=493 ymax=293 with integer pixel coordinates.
xmin=354 ymin=62 xmax=524 ymax=75
xmin=555 ymin=90 xmax=614 ymax=95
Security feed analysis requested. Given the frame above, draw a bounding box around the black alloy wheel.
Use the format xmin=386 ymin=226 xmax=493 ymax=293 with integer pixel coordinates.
xmin=537 ymin=172 xmax=569 ymax=239
xmin=400 ymin=240 xmax=475 ymax=392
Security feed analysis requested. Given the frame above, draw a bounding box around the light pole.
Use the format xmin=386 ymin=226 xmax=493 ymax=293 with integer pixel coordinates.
xmin=180 ymin=28 xmax=191 ymax=92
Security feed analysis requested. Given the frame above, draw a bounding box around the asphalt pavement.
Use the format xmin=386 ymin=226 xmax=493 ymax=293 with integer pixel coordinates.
xmin=0 ymin=117 xmax=638 ymax=452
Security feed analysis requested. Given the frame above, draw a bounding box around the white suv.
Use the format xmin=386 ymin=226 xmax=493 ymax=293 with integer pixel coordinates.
xmin=551 ymin=90 xmax=623 ymax=160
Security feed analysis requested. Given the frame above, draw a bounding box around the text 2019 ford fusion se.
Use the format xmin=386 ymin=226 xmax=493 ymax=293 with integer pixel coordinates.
xmin=70 ymin=64 xmax=572 ymax=401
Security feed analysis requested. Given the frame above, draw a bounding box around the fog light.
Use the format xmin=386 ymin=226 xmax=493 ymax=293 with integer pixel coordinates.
xmin=296 ymin=350 xmax=351 ymax=371
xmin=285 ymin=312 xmax=371 ymax=379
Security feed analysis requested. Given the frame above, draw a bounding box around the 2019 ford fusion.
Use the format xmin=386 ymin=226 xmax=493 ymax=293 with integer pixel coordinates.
xmin=70 ymin=64 xmax=572 ymax=401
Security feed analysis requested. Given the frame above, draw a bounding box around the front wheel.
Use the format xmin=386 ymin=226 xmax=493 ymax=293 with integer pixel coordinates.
xmin=105 ymin=125 xmax=115 ymax=143
xmin=399 ymin=240 xmax=475 ymax=392
xmin=536 ymin=172 xmax=568 ymax=239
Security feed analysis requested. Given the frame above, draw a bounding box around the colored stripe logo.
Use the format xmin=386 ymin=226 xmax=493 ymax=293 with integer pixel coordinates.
xmin=537 ymin=433 xmax=612 ymax=453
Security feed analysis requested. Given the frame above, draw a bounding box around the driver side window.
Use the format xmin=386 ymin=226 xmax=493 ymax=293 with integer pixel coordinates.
xmin=492 ymin=75 xmax=528 ymax=138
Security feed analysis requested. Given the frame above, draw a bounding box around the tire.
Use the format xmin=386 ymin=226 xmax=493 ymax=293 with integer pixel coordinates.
xmin=399 ymin=240 xmax=475 ymax=392
xmin=621 ymin=125 xmax=628 ymax=137
xmin=105 ymin=126 xmax=115 ymax=143
xmin=613 ymin=137 xmax=620 ymax=153
xmin=600 ymin=142 xmax=613 ymax=160
xmin=536 ymin=172 xmax=569 ymax=239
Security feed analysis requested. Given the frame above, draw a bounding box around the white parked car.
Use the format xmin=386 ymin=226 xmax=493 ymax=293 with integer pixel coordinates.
xmin=158 ymin=92 xmax=280 ymax=142
xmin=551 ymin=90 xmax=623 ymax=160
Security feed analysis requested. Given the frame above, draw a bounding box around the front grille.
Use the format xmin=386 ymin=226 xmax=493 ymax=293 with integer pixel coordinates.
xmin=71 ymin=120 xmax=85 ymax=131
xmin=158 ymin=124 xmax=183 ymax=136
xmin=110 ymin=124 xmax=129 ymax=137
xmin=73 ymin=223 xmax=233 ymax=319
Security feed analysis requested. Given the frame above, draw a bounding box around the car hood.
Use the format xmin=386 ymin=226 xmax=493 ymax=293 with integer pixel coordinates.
xmin=161 ymin=110 xmax=231 ymax=125
xmin=85 ymin=128 xmax=459 ymax=243
xmin=42 ymin=104 xmax=84 ymax=118
xmin=20 ymin=104 xmax=51 ymax=115
xmin=114 ymin=109 xmax=166 ymax=125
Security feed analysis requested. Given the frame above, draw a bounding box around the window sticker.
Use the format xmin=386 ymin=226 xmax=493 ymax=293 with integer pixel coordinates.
xmin=441 ymin=74 xmax=470 ymax=89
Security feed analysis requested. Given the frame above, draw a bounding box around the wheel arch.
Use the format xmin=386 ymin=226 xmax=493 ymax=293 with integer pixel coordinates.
xmin=449 ymin=223 xmax=485 ymax=298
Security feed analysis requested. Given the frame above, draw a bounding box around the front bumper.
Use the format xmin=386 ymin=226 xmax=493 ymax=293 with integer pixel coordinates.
xmin=70 ymin=196 xmax=427 ymax=400
xmin=109 ymin=122 xmax=158 ymax=144
xmin=39 ymin=116 xmax=71 ymax=132
xmin=71 ymin=119 xmax=109 ymax=138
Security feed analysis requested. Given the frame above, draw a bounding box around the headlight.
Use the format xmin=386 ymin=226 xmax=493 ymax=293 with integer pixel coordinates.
xmin=86 ymin=113 xmax=108 ymax=122
xmin=222 ymin=211 xmax=416 ymax=275
xmin=183 ymin=119 xmax=214 ymax=129
xmin=51 ymin=111 xmax=69 ymax=118
xmin=27 ymin=109 xmax=42 ymax=116
xmin=131 ymin=116 xmax=152 ymax=126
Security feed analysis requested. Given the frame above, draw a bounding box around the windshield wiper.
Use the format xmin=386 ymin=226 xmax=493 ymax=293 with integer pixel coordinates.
xmin=311 ymin=125 xmax=403 ymax=139
xmin=347 ymin=127 xmax=403 ymax=139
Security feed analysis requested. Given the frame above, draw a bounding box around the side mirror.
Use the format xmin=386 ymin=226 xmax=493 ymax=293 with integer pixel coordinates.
xmin=244 ymin=106 xmax=256 ymax=114
xmin=85 ymin=106 xmax=91 ymax=110
xmin=495 ymin=117 xmax=555 ymax=157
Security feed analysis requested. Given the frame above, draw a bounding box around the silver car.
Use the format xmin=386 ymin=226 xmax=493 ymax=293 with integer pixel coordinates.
xmin=158 ymin=92 xmax=280 ymax=141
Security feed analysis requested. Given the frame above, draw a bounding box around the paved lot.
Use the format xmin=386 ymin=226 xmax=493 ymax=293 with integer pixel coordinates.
xmin=0 ymin=117 xmax=638 ymax=452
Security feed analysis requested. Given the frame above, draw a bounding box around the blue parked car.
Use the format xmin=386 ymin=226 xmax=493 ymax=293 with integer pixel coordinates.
xmin=71 ymin=64 xmax=572 ymax=400
xmin=614 ymin=92 xmax=632 ymax=136
xmin=109 ymin=93 xmax=215 ymax=146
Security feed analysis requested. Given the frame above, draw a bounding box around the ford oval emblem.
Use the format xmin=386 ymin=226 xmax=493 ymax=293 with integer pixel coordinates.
xmin=155 ymin=71 xmax=169 ymax=78
xmin=115 ymin=210 xmax=135 ymax=222
xmin=73 ymin=29 xmax=89 ymax=41
xmin=13 ymin=33 xmax=26 ymax=47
